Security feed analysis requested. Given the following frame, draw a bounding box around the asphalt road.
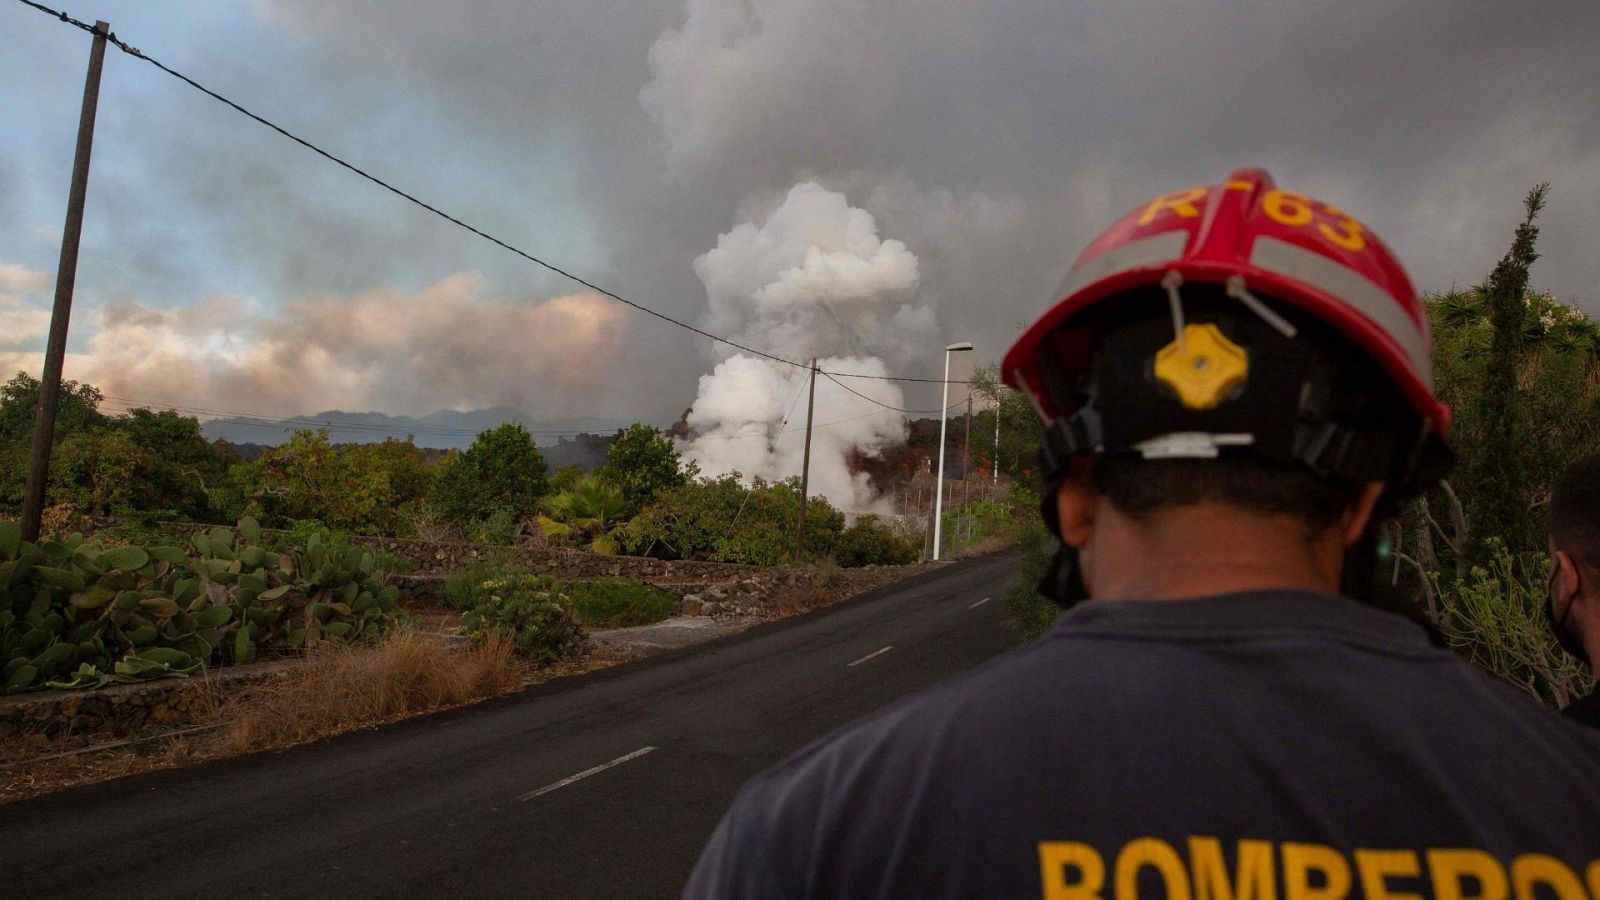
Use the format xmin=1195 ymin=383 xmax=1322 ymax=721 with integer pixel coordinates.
xmin=1 ymin=553 xmax=1022 ymax=899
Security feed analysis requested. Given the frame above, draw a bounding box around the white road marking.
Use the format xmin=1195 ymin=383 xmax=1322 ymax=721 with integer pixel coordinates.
xmin=847 ymin=646 xmax=894 ymax=667
xmin=968 ymin=597 xmax=991 ymax=609
xmin=519 ymin=746 xmax=658 ymax=801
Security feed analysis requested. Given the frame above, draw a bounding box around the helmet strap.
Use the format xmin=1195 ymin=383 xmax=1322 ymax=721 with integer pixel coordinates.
xmin=1161 ymin=270 xmax=1188 ymax=351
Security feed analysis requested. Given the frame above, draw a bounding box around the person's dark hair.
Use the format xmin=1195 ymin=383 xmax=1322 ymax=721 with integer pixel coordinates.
xmin=1094 ymin=454 xmax=1362 ymax=532
xmin=1550 ymin=454 xmax=1600 ymax=568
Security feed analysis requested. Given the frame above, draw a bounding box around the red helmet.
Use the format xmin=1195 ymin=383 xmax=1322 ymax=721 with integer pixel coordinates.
xmin=1003 ymin=168 xmax=1449 ymax=438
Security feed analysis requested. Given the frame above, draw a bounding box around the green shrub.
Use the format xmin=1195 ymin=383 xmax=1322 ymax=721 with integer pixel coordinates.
xmin=442 ymin=556 xmax=526 ymax=611
xmin=599 ymin=423 xmax=696 ymax=511
xmin=1003 ymin=520 xmax=1061 ymax=642
xmin=537 ymin=475 xmax=629 ymax=553
xmin=467 ymin=507 xmax=523 ymax=545
xmin=457 ymin=572 xmax=578 ymax=663
xmin=431 ymin=423 xmax=549 ymax=523
xmin=835 ymin=516 xmax=920 ymax=567
xmin=1432 ymin=540 xmax=1592 ymax=709
xmin=623 ymin=474 xmax=843 ymax=565
xmin=566 ymin=578 xmax=678 ymax=628
xmin=235 ymin=431 xmax=433 ymax=536
xmin=940 ymin=498 xmax=1022 ymax=555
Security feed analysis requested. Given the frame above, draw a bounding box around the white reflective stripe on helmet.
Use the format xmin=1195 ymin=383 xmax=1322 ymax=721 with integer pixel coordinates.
xmin=1250 ymin=236 xmax=1432 ymax=388
xmin=1134 ymin=432 xmax=1255 ymax=460
xmin=1052 ymin=230 xmax=1189 ymax=303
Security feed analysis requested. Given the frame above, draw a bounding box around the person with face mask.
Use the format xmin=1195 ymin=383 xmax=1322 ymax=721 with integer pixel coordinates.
xmin=1548 ymin=453 xmax=1600 ymax=728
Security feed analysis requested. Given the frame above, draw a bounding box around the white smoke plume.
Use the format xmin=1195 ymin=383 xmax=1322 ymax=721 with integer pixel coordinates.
xmin=681 ymin=182 xmax=937 ymax=511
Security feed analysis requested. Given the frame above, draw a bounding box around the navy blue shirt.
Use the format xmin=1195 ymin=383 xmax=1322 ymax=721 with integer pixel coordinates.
xmin=683 ymin=590 xmax=1600 ymax=899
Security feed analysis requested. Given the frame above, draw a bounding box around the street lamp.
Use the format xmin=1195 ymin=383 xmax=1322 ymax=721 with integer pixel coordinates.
xmin=933 ymin=341 xmax=972 ymax=560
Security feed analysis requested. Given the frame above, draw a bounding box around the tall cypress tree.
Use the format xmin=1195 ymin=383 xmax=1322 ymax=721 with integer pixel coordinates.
xmin=1465 ymin=184 xmax=1547 ymax=564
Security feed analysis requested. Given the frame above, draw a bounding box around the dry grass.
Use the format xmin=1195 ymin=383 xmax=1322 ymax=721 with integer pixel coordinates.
xmin=219 ymin=628 xmax=524 ymax=752
xmin=772 ymin=560 xmax=849 ymax=617
xmin=1 ymin=629 xmax=649 ymax=805
xmin=946 ymin=533 xmax=1015 ymax=559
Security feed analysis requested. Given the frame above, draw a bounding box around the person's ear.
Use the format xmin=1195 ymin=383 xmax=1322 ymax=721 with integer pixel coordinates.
xmin=1054 ymin=461 xmax=1098 ymax=550
xmin=1551 ymin=550 xmax=1581 ymax=607
xmin=1339 ymin=483 xmax=1387 ymax=547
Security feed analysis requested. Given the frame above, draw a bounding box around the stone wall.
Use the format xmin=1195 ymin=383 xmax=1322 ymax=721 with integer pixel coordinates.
xmin=157 ymin=521 xmax=757 ymax=583
xmin=357 ymin=534 xmax=756 ymax=582
xmin=0 ymin=661 xmax=293 ymax=744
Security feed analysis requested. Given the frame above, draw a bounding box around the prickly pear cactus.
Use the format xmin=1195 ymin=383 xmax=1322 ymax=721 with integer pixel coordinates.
xmin=0 ymin=517 xmax=400 ymax=695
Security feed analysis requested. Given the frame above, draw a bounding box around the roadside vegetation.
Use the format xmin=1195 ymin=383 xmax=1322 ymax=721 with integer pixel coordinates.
xmin=2 ymin=516 xmax=401 ymax=696
xmin=0 ymin=384 xmax=919 ymax=569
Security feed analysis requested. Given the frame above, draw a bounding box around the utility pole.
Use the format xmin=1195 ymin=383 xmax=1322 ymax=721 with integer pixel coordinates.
xmin=794 ymin=358 xmax=818 ymax=563
xmin=993 ymin=396 xmax=1000 ymax=493
xmin=21 ymin=20 xmax=110 ymax=542
xmin=932 ymin=342 xmax=971 ymax=559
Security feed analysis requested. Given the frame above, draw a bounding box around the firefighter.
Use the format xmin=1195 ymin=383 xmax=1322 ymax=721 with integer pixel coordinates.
xmin=683 ymin=169 xmax=1600 ymax=900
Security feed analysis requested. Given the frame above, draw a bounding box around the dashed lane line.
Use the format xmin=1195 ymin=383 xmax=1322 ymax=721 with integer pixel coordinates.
xmin=847 ymin=646 xmax=894 ymax=667
xmin=968 ymin=597 xmax=991 ymax=609
xmin=519 ymin=746 xmax=658 ymax=801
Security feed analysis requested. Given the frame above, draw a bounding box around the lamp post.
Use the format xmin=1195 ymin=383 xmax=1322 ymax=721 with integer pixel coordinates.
xmin=933 ymin=341 xmax=972 ymax=560
xmin=993 ymin=395 xmax=1001 ymax=493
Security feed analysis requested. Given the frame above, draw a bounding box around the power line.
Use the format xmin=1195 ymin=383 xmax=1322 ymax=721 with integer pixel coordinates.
xmin=819 ymin=372 xmax=964 ymax=415
xmin=14 ymin=0 xmax=970 ymax=387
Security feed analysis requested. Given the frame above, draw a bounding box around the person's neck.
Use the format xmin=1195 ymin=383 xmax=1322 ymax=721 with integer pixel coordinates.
xmin=1577 ymin=599 xmax=1600 ymax=685
xmin=1085 ymin=501 xmax=1344 ymax=602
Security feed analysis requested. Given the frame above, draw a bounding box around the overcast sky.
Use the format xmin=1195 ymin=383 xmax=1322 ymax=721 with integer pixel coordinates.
xmin=3 ymin=0 xmax=1597 ymax=421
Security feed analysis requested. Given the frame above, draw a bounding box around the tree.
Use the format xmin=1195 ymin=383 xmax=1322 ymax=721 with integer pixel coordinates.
xmin=601 ymin=423 xmax=694 ymax=511
xmin=108 ymin=407 xmax=235 ymax=520
xmin=0 ymin=372 xmax=108 ymax=511
xmin=237 ymin=431 xmax=432 ymax=534
xmin=622 ymin=474 xmax=844 ymax=565
xmin=537 ymin=475 xmax=630 ymax=554
xmin=0 ymin=371 xmax=106 ymax=444
xmin=967 ymin=365 xmax=1043 ymax=493
xmin=1411 ymin=285 xmax=1600 ymax=579
xmin=430 ymin=422 xmax=549 ymax=522
xmin=343 ymin=438 xmax=435 ymax=512
xmin=1461 ymin=184 xmax=1547 ymax=563
xmin=47 ymin=429 xmax=149 ymax=514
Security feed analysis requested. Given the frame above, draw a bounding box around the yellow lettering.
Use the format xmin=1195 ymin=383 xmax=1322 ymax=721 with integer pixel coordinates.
xmin=1138 ymin=188 xmax=1208 ymax=226
xmin=1190 ymin=837 xmax=1275 ymax=900
xmin=1587 ymin=861 xmax=1600 ymax=900
xmin=1316 ymin=203 xmax=1367 ymax=251
xmin=1428 ymin=849 xmax=1508 ymax=900
xmin=1224 ymin=179 xmax=1254 ymax=192
xmin=1262 ymin=189 xmax=1315 ymax=228
xmin=1041 ymin=842 xmax=1106 ymax=900
xmin=1282 ymin=843 xmax=1351 ymax=900
xmin=1509 ymin=854 xmax=1585 ymax=900
xmin=1356 ymin=850 xmax=1421 ymax=900
xmin=1116 ymin=837 xmax=1193 ymax=900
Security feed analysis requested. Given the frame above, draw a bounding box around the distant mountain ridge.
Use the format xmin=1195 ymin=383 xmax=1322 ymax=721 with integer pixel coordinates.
xmin=200 ymin=406 xmax=639 ymax=452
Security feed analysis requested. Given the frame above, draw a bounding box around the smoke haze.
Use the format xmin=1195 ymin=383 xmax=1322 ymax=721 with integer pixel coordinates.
xmin=0 ymin=269 xmax=628 ymax=418
xmin=2 ymin=0 xmax=1596 ymax=423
